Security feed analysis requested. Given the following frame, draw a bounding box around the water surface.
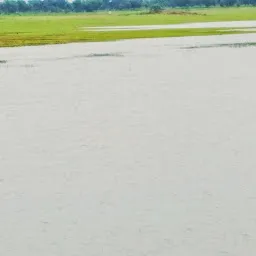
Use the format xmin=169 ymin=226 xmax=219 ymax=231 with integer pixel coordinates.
xmin=1 ymin=34 xmax=256 ymax=256
xmin=85 ymin=20 xmax=256 ymax=31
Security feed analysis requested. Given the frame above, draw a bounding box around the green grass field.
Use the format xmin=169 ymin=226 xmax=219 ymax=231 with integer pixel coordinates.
xmin=0 ymin=7 xmax=256 ymax=47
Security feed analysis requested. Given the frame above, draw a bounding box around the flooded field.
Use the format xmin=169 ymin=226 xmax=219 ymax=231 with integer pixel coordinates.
xmin=1 ymin=33 xmax=256 ymax=256
xmin=84 ymin=20 xmax=256 ymax=31
xmin=85 ymin=20 xmax=256 ymax=31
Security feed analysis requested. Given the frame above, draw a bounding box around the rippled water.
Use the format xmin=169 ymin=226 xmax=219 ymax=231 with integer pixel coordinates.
xmin=1 ymin=34 xmax=256 ymax=256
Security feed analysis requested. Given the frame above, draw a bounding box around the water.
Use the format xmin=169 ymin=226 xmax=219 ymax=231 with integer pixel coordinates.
xmin=84 ymin=20 xmax=256 ymax=31
xmin=1 ymin=34 xmax=256 ymax=256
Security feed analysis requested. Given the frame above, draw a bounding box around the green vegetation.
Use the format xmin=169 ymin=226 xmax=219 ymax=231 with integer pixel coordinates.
xmin=0 ymin=7 xmax=256 ymax=47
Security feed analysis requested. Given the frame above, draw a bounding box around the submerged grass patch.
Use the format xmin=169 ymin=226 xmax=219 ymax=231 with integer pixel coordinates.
xmin=1 ymin=28 xmax=255 ymax=47
xmin=182 ymin=42 xmax=256 ymax=49
xmin=1 ymin=7 xmax=256 ymax=47
xmin=85 ymin=52 xmax=124 ymax=57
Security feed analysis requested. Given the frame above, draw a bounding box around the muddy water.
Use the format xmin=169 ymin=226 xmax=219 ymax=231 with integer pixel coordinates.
xmin=85 ymin=20 xmax=256 ymax=31
xmin=1 ymin=34 xmax=256 ymax=256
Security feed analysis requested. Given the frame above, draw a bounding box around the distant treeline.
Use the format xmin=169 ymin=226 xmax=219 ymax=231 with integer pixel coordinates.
xmin=0 ymin=0 xmax=255 ymax=13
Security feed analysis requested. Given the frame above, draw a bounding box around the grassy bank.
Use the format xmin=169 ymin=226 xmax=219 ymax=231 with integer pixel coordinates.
xmin=1 ymin=7 xmax=256 ymax=47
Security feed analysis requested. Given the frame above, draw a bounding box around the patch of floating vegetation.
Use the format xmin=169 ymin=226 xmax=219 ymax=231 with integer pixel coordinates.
xmin=53 ymin=53 xmax=124 ymax=61
xmin=86 ymin=53 xmax=124 ymax=58
xmin=182 ymin=42 xmax=256 ymax=49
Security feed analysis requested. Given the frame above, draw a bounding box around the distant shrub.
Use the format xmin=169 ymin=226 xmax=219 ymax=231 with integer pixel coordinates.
xmin=149 ymin=3 xmax=163 ymax=13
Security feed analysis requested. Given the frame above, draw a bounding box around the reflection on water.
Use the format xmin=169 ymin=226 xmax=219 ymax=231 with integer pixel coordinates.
xmin=1 ymin=33 xmax=256 ymax=256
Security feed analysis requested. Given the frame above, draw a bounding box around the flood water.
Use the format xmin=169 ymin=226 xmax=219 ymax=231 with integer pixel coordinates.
xmin=85 ymin=20 xmax=256 ymax=31
xmin=1 ymin=34 xmax=256 ymax=256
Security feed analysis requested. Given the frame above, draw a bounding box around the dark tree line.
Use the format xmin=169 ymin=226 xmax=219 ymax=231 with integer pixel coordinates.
xmin=0 ymin=0 xmax=255 ymax=13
